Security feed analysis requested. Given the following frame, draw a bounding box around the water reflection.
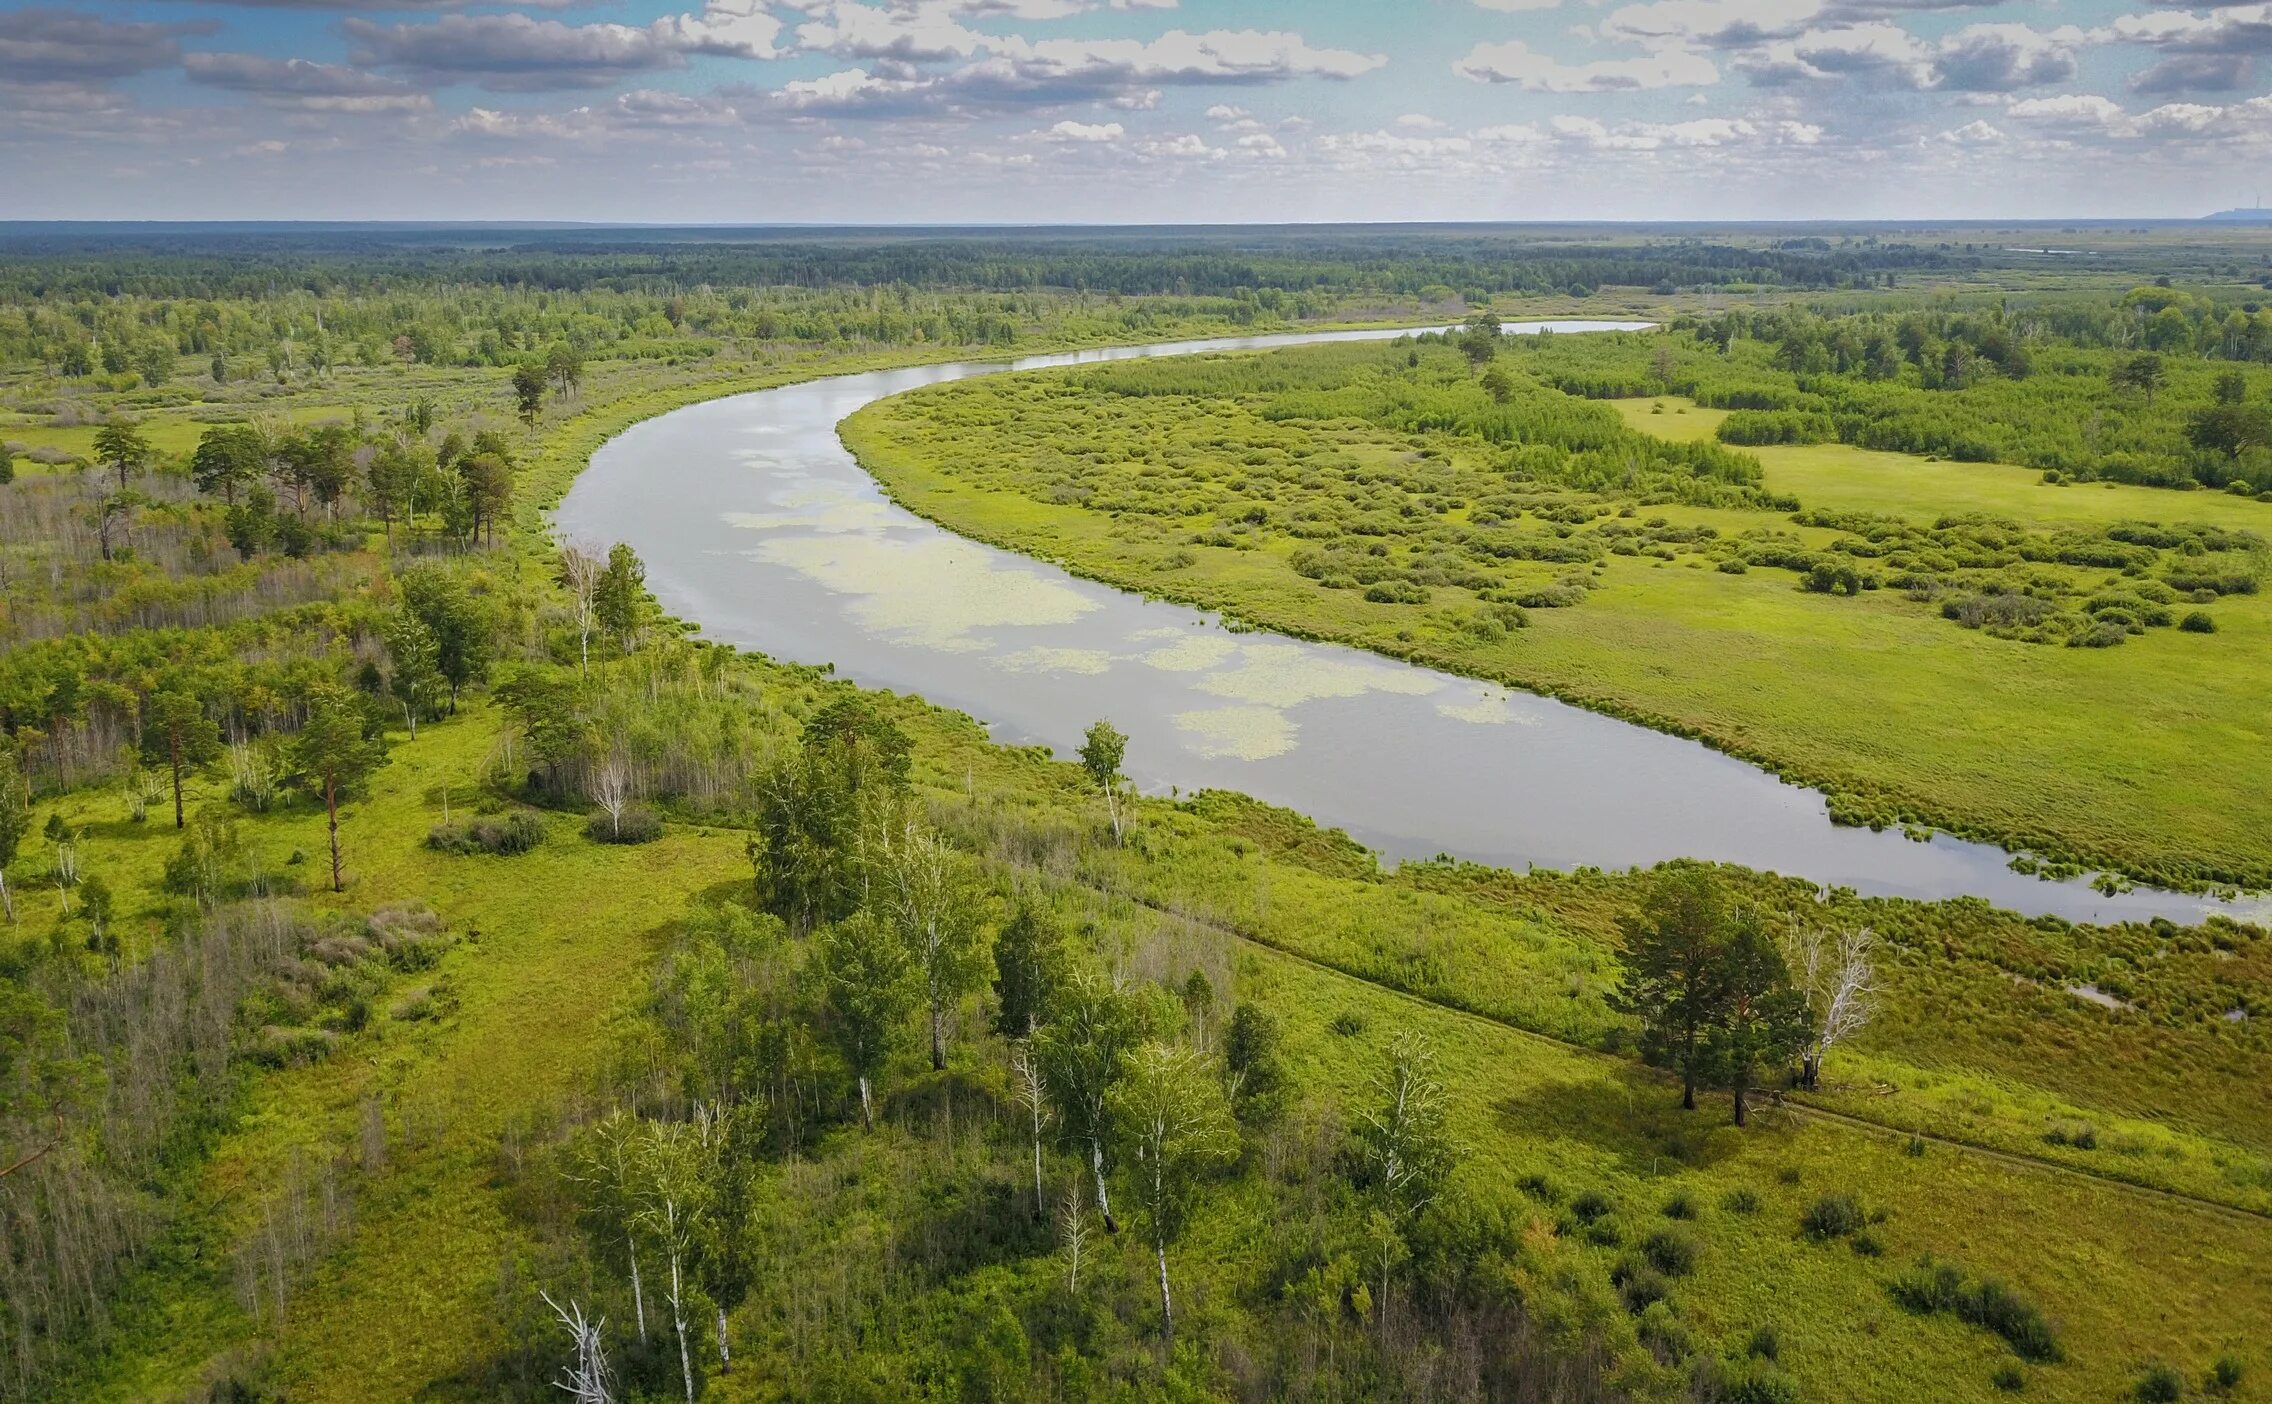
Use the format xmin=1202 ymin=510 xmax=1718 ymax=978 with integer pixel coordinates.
xmin=559 ymin=323 xmax=2262 ymax=927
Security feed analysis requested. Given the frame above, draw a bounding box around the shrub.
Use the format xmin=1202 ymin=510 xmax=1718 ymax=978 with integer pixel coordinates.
xmin=1611 ymin=1258 xmax=1670 ymax=1312
xmin=1661 ymin=1192 xmax=1698 ymax=1221
xmin=587 ymin=804 xmax=664 ymax=844
xmin=1517 ymin=1174 xmax=1563 ymax=1205
xmin=1992 ymin=1362 xmax=2026 ymax=1392
xmin=1801 ymin=1193 xmax=1866 ymax=1241
xmin=1891 ymin=1257 xmax=2063 ymax=1363
xmin=429 ymin=809 xmax=546 ymax=856
xmin=2210 ymin=1356 xmax=2245 ymax=1394
xmin=2134 ymin=1363 xmax=2184 ymax=1403
xmin=1718 ymin=1361 xmax=1802 ymax=1404
xmin=1641 ymin=1228 xmax=1698 ymax=1277
xmin=1329 ymin=1010 xmax=1367 ymax=1037
xmin=1721 ymin=1187 xmax=1762 ymax=1215
xmin=1571 ymin=1189 xmax=1613 ymax=1223
xmin=2181 ymin=610 xmax=2217 ymax=633
xmin=1746 ymin=1325 xmax=1780 ymax=1361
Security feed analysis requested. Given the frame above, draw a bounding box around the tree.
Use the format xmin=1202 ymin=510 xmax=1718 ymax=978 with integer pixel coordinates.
xmin=1354 ymin=1031 xmax=1454 ymax=1316
xmin=756 ymin=696 xmax=911 ymax=933
xmin=1112 ymin=1043 xmax=1236 ymax=1341
xmin=464 ymin=452 xmax=513 ymax=546
xmin=635 ymin=1120 xmax=712 ymax=1404
xmin=1222 ymin=1002 xmax=1285 ymax=1127
xmin=1479 ymin=365 xmax=1514 ymax=404
xmin=366 ymin=443 xmax=420 ymax=545
xmin=1614 ymin=866 xmax=1733 ymax=1111
xmin=1780 ymin=917 xmax=1876 ymax=1091
xmin=0 ymin=748 xmax=26 ymax=922
xmin=992 ymin=898 xmax=1067 ymax=1040
xmin=872 ymin=822 xmax=989 ymax=1071
xmin=566 ymin=1110 xmax=652 ymax=1348
xmin=91 ymin=488 xmax=139 ymax=562
xmin=141 ymin=689 xmax=222 ymax=830
xmin=399 ymin=567 xmax=493 ymax=711
xmin=1077 ymin=719 xmax=1129 ymax=843
xmin=560 ymin=542 xmax=605 ymax=677
xmin=1459 ymin=313 xmax=1502 ymax=368
xmin=1010 ymin=1043 xmax=1051 ymax=1221
xmin=383 ymin=608 xmax=443 ymax=738
xmin=541 ymin=1292 xmax=617 ymax=1404
xmin=595 ymin=542 xmax=647 ymax=651
xmin=1651 ymin=341 xmax=1679 ymax=390
xmin=190 ymin=424 xmax=263 ymax=505
xmin=2215 ymin=369 xmax=2248 ymax=405
xmin=547 ymin=342 xmax=586 ymax=397
xmin=92 ymin=420 xmax=152 ymax=492
xmin=2187 ymin=403 xmax=2272 ymax=460
xmin=2110 ymin=352 xmax=2166 ymax=405
xmin=291 ymin=685 xmax=389 ymax=893
xmin=1037 ymin=972 xmax=1149 ymax=1233
xmin=0 ymin=444 xmax=13 ymax=486
xmin=1703 ymin=917 xmax=1811 ymax=1126
xmin=513 ymin=363 xmax=547 ymax=423
xmin=817 ymin=908 xmax=916 ymax=1130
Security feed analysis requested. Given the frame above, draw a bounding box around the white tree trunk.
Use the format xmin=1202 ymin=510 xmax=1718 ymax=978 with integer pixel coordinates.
xmin=1089 ymin=1139 xmax=1115 ymax=1232
xmin=716 ymin=1304 xmax=731 ymax=1374
xmin=858 ymin=1074 xmax=874 ymax=1130
xmin=629 ymin=1240 xmax=647 ymax=1343
xmin=1155 ymin=1241 xmax=1174 ymax=1341
xmin=670 ymin=1247 xmax=693 ymax=1404
xmin=0 ymin=869 xmax=12 ymax=923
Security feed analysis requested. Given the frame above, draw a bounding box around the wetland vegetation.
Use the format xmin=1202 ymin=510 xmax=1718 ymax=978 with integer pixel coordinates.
xmin=0 ymin=227 xmax=2266 ymax=1404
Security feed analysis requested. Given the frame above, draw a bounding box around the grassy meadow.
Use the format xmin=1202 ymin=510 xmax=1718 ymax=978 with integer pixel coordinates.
xmin=7 ymin=234 xmax=2272 ymax=1403
xmin=841 ymin=335 xmax=2272 ymax=891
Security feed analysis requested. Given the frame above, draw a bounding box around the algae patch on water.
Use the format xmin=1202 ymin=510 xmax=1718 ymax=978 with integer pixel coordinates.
xmin=757 ymin=534 xmax=1098 ymax=650
xmin=1171 ymin=705 xmax=1297 ymax=761
xmin=1198 ymin=642 xmax=1442 ymax=709
xmin=1437 ymin=691 xmax=1543 ymax=727
xmin=1136 ymin=631 xmax=1241 ymax=673
xmin=997 ymin=646 xmax=1115 ymax=676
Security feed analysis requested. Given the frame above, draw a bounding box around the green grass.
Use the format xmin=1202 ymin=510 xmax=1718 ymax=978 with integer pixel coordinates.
xmin=30 ymin=323 xmax=2271 ymax=1404
xmin=839 ymin=346 xmax=2272 ymax=890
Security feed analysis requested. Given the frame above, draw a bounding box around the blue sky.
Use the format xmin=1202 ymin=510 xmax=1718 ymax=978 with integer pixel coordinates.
xmin=4 ymin=0 xmax=2270 ymax=220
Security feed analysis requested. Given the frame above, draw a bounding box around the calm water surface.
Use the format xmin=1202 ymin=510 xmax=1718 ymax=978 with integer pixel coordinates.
xmin=558 ymin=324 xmax=2257 ymax=926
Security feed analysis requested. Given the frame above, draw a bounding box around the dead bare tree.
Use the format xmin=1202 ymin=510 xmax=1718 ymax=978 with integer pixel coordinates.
xmin=1011 ymin=1044 xmax=1050 ymax=1221
xmin=1782 ymin=917 xmax=1878 ymax=1090
xmin=542 ymin=1292 xmax=617 ymax=1404
xmin=590 ymin=744 xmax=631 ymax=840
xmin=560 ymin=542 xmax=604 ymax=679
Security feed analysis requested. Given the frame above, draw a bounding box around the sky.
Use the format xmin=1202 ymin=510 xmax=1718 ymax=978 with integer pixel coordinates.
xmin=3 ymin=0 xmax=2271 ymax=222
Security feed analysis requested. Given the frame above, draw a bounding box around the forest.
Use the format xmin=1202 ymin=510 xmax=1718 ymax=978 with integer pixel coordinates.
xmin=0 ymin=230 xmax=2267 ymax=1404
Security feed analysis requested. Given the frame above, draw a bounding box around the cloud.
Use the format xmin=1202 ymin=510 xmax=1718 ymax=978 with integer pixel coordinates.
xmin=758 ymin=27 xmax=1384 ymax=115
xmin=1454 ymin=38 xmax=1719 ymax=90
xmin=2001 ymin=91 xmax=2272 ymax=143
xmin=1939 ymin=118 xmax=2003 ymax=143
xmin=2130 ymin=52 xmax=2254 ymax=92
xmin=1737 ymin=20 xmax=2080 ymax=90
xmin=1474 ymin=0 xmax=1562 ymax=10
xmin=1038 ymin=117 xmax=1122 ymax=140
xmin=346 ymin=2 xmax=783 ymax=92
xmin=0 ymin=8 xmax=214 ymax=82
xmin=1602 ymin=0 xmax=1824 ymax=50
xmin=183 ymin=52 xmax=432 ymax=113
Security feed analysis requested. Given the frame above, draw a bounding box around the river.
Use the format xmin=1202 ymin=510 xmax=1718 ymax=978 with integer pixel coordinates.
xmin=557 ymin=322 xmax=2251 ymax=925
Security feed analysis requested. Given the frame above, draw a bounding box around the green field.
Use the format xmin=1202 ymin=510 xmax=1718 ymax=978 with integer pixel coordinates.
xmin=8 ymin=234 xmax=2272 ymax=1404
xmin=841 ymin=338 xmax=2272 ymax=891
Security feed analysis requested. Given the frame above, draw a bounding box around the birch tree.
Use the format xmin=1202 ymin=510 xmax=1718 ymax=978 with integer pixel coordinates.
xmin=383 ymin=607 xmax=442 ymax=738
xmin=635 ymin=1121 xmax=712 ymax=1404
xmin=0 ymin=748 xmax=26 ymax=922
xmin=1036 ymin=972 xmax=1149 ymax=1234
xmin=567 ymin=1109 xmax=651 ymax=1347
xmin=560 ymin=542 xmax=604 ymax=678
xmin=817 ymin=908 xmax=916 ymax=1129
xmin=872 ymin=822 xmax=988 ymax=1071
xmin=1111 ymin=1042 xmax=1237 ymax=1341
xmin=1010 ymin=1043 xmax=1050 ymax=1220
xmin=1354 ymin=1031 xmax=1455 ymax=1317
xmin=1077 ymin=719 xmax=1129 ymax=843
xmin=590 ymin=743 xmax=631 ymax=840
xmin=1781 ymin=916 xmax=1878 ymax=1090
